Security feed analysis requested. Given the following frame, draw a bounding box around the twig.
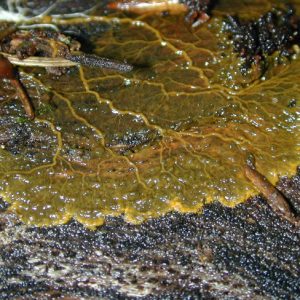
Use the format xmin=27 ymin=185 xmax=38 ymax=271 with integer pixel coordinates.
xmin=0 ymin=55 xmax=35 ymax=119
xmin=10 ymin=78 xmax=35 ymax=119
xmin=245 ymin=164 xmax=299 ymax=226
xmin=1 ymin=52 xmax=134 ymax=72
xmin=1 ymin=52 xmax=78 ymax=68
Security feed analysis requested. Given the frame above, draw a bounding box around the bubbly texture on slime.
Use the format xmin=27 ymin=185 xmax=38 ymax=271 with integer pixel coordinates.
xmin=0 ymin=0 xmax=299 ymax=228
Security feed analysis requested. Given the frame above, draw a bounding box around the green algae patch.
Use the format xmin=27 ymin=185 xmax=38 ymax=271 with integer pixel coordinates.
xmin=0 ymin=0 xmax=299 ymax=228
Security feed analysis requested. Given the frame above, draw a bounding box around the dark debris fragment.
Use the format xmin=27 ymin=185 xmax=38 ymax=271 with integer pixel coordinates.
xmin=181 ymin=0 xmax=215 ymax=26
xmin=0 ymin=28 xmax=134 ymax=75
xmin=0 ymin=29 xmax=81 ymax=75
xmin=106 ymin=129 xmax=161 ymax=155
xmin=224 ymin=6 xmax=300 ymax=69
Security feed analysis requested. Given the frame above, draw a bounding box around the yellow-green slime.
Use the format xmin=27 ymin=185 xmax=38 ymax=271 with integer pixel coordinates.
xmin=0 ymin=0 xmax=299 ymax=229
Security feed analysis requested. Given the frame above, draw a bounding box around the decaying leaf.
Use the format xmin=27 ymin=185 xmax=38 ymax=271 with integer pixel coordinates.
xmin=0 ymin=0 xmax=299 ymax=228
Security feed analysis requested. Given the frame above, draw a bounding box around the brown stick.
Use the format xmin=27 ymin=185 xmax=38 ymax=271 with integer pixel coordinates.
xmin=245 ymin=164 xmax=299 ymax=225
xmin=0 ymin=55 xmax=35 ymax=119
xmin=10 ymin=79 xmax=35 ymax=119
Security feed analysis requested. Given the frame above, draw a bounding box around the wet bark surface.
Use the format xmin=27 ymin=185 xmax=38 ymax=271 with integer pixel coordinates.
xmin=0 ymin=171 xmax=299 ymax=299
xmin=0 ymin=1 xmax=300 ymax=299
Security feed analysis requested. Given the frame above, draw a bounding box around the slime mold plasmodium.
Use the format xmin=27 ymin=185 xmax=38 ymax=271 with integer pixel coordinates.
xmin=0 ymin=0 xmax=299 ymax=229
